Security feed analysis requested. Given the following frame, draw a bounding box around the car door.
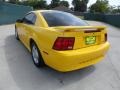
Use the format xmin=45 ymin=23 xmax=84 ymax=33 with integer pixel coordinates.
xmin=22 ymin=13 xmax=37 ymax=48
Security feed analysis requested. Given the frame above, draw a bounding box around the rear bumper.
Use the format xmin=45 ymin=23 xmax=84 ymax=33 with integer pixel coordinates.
xmin=43 ymin=42 xmax=110 ymax=72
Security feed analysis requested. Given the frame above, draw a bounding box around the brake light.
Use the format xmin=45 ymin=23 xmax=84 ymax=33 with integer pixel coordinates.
xmin=105 ymin=33 xmax=107 ymax=41
xmin=53 ymin=37 xmax=75 ymax=50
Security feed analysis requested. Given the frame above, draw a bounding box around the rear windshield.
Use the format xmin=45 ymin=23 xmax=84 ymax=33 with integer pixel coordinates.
xmin=41 ymin=11 xmax=88 ymax=27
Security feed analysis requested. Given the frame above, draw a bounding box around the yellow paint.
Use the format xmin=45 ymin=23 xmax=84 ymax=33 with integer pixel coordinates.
xmin=16 ymin=10 xmax=110 ymax=72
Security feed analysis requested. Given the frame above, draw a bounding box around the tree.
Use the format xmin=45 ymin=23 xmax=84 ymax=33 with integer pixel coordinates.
xmin=50 ymin=0 xmax=60 ymax=8
xmin=8 ymin=0 xmax=19 ymax=4
xmin=0 ymin=0 xmax=6 ymax=2
xmin=21 ymin=0 xmax=47 ymax=9
xmin=35 ymin=0 xmax=47 ymax=9
xmin=89 ymin=0 xmax=109 ymax=13
xmin=60 ymin=0 xmax=69 ymax=7
xmin=72 ymin=0 xmax=89 ymax=12
xmin=84 ymin=0 xmax=89 ymax=4
xmin=111 ymin=6 xmax=120 ymax=14
xmin=72 ymin=0 xmax=80 ymax=11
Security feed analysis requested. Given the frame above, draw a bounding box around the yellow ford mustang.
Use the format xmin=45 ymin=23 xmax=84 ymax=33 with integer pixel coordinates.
xmin=15 ymin=10 xmax=110 ymax=72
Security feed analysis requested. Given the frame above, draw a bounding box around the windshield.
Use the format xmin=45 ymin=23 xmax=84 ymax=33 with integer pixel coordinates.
xmin=41 ymin=11 xmax=88 ymax=27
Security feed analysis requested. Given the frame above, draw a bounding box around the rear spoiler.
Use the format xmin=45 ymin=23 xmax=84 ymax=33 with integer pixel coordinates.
xmin=51 ymin=26 xmax=106 ymax=32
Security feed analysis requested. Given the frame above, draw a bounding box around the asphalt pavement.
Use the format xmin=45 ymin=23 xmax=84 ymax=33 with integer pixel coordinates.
xmin=0 ymin=21 xmax=120 ymax=90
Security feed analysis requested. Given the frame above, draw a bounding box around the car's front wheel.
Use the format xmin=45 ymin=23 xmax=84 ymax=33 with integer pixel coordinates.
xmin=31 ymin=42 xmax=45 ymax=67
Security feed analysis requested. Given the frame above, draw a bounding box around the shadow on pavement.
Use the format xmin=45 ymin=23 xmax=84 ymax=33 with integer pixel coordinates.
xmin=4 ymin=35 xmax=95 ymax=90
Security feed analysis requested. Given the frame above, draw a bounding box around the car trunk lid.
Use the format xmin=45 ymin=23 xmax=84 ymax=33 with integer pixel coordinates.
xmin=52 ymin=26 xmax=107 ymax=50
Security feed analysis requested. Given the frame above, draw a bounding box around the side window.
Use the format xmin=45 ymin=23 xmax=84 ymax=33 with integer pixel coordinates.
xmin=23 ymin=13 xmax=36 ymax=25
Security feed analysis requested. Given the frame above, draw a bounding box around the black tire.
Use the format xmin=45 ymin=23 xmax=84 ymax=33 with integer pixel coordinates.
xmin=15 ymin=26 xmax=19 ymax=40
xmin=31 ymin=42 xmax=45 ymax=67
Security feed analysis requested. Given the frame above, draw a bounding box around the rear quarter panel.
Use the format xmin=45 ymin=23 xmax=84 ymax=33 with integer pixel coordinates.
xmin=31 ymin=27 xmax=63 ymax=51
xmin=26 ymin=26 xmax=64 ymax=64
xmin=16 ymin=22 xmax=64 ymax=64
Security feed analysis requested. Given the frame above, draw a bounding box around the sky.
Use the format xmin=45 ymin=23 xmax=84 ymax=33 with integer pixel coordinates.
xmin=47 ymin=0 xmax=120 ymax=7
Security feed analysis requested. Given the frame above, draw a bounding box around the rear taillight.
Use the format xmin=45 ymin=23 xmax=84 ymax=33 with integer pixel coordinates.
xmin=105 ymin=33 xmax=107 ymax=41
xmin=53 ymin=37 xmax=75 ymax=50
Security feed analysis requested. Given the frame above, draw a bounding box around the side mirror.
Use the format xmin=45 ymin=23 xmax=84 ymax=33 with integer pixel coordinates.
xmin=16 ymin=19 xmax=23 ymax=23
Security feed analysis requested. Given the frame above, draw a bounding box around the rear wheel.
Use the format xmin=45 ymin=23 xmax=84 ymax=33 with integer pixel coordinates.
xmin=15 ymin=26 xmax=19 ymax=40
xmin=31 ymin=42 xmax=45 ymax=67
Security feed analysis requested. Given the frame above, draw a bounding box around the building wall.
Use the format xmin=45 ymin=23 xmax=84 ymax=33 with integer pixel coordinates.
xmin=0 ymin=2 xmax=33 ymax=25
xmin=84 ymin=13 xmax=120 ymax=28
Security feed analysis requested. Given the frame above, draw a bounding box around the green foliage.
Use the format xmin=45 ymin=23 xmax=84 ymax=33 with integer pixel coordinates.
xmin=5 ymin=0 xmax=70 ymax=9
xmin=89 ymin=0 xmax=109 ymax=13
xmin=8 ymin=0 xmax=19 ymax=4
xmin=111 ymin=6 xmax=120 ymax=14
xmin=49 ymin=0 xmax=69 ymax=8
xmin=72 ymin=0 xmax=80 ymax=11
xmin=112 ymin=9 xmax=120 ymax=14
xmin=60 ymin=0 xmax=69 ymax=7
xmin=72 ymin=0 xmax=89 ymax=12
xmin=84 ymin=0 xmax=89 ymax=4
xmin=18 ymin=0 xmax=47 ymax=9
xmin=50 ymin=0 xmax=60 ymax=8
xmin=0 ymin=0 xmax=6 ymax=2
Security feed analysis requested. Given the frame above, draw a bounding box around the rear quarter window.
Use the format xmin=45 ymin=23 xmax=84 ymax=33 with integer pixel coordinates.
xmin=24 ymin=13 xmax=36 ymax=25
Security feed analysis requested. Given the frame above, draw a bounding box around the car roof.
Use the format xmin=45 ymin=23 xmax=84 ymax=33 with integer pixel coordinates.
xmin=31 ymin=10 xmax=63 ymax=13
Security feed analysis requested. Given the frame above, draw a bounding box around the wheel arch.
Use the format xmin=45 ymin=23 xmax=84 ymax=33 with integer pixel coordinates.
xmin=30 ymin=38 xmax=35 ymax=49
xmin=29 ymin=38 xmax=40 ymax=52
xmin=30 ymin=38 xmax=45 ymax=67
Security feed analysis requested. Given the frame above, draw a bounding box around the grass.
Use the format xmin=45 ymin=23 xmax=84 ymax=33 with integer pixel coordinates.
xmin=78 ymin=16 xmax=84 ymax=19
